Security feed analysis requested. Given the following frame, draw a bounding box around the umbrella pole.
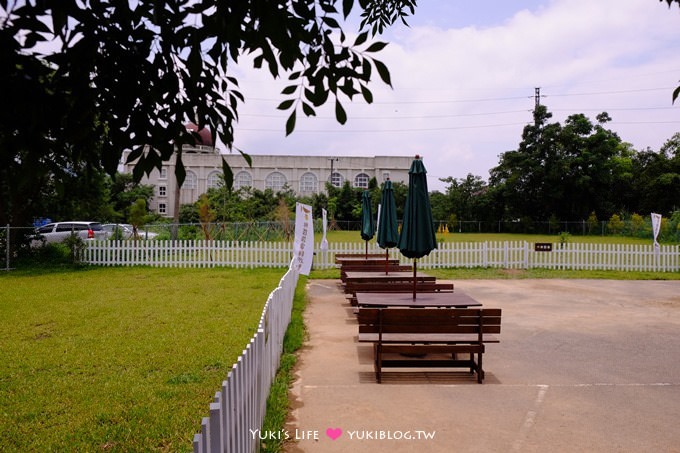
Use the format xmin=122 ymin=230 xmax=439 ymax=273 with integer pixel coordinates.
xmin=365 ymin=240 xmax=368 ymax=259
xmin=385 ymin=248 xmax=389 ymax=275
xmin=413 ymin=259 xmax=417 ymax=299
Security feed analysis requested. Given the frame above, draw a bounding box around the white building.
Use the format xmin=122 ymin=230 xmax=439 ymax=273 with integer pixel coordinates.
xmin=121 ymin=134 xmax=413 ymax=218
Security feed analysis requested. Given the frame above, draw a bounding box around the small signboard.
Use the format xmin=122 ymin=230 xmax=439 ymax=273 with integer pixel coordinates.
xmin=534 ymin=243 xmax=553 ymax=252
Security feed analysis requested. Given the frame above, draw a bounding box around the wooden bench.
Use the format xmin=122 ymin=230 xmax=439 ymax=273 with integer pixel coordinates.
xmin=345 ymin=282 xmax=454 ymax=301
xmin=341 ymin=265 xmax=412 ymax=282
xmin=335 ymin=253 xmax=386 ymax=263
xmin=357 ymin=308 xmax=502 ymax=383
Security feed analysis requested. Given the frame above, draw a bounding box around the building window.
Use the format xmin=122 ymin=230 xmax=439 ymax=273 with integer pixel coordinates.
xmin=158 ymin=203 xmax=167 ymax=214
xmin=354 ymin=172 xmax=370 ymax=189
xmin=382 ymin=171 xmax=390 ymax=181
xmin=300 ymin=172 xmax=318 ymax=193
xmin=208 ymin=171 xmax=222 ymax=189
xmin=330 ymin=172 xmax=344 ymax=188
xmin=265 ymin=171 xmax=287 ymax=191
xmin=234 ymin=171 xmax=252 ymax=190
xmin=184 ymin=171 xmax=197 ymax=190
xmin=158 ymin=186 xmax=166 ymax=197
xmin=160 ymin=167 xmax=167 ymax=179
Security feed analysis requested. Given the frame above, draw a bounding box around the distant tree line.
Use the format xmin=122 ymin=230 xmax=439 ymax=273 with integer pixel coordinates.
xmin=430 ymin=106 xmax=679 ymax=238
xmin=7 ymin=104 xmax=680 ymax=242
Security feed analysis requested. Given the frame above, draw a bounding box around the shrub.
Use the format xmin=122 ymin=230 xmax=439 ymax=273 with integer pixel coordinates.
xmin=607 ymin=214 xmax=625 ymax=235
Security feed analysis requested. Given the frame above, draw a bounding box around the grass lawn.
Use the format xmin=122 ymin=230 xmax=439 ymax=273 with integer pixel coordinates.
xmin=0 ymin=266 xmax=287 ymax=452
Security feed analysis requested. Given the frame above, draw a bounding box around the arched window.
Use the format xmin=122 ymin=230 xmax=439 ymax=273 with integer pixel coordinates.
xmin=234 ymin=171 xmax=252 ymax=190
xmin=354 ymin=172 xmax=370 ymax=189
xmin=330 ymin=172 xmax=344 ymax=188
xmin=207 ymin=171 xmax=223 ymax=189
xmin=299 ymin=172 xmax=318 ymax=193
xmin=184 ymin=171 xmax=197 ymax=189
xmin=265 ymin=171 xmax=287 ymax=191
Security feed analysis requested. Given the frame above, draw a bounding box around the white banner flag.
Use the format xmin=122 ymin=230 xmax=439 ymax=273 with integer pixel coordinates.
xmin=292 ymin=202 xmax=314 ymax=275
xmin=375 ymin=203 xmax=381 ymax=238
xmin=320 ymin=208 xmax=328 ymax=251
xmin=651 ymin=212 xmax=662 ymax=256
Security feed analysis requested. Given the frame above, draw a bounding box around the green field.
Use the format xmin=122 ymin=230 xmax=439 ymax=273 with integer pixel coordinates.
xmin=0 ymin=267 xmax=287 ymax=452
xmin=324 ymin=230 xmax=669 ymax=245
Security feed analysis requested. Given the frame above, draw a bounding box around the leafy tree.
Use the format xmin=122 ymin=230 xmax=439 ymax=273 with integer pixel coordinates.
xmin=107 ymin=173 xmax=156 ymax=222
xmin=439 ymin=174 xmax=491 ymax=222
xmin=429 ymin=191 xmax=452 ymax=223
xmin=630 ymin=213 xmax=645 ymax=237
xmin=587 ymin=211 xmax=599 ymax=235
xmin=274 ymin=198 xmax=293 ymax=240
xmin=197 ymin=194 xmax=216 ymax=240
xmin=1 ymin=0 xmax=415 ymax=196
xmin=489 ymin=105 xmax=629 ymax=222
xmin=607 ymin=214 xmax=625 ymax=235
xmin=128 ymin=198 xmax=153 ymax=239
xmin=631 ymin=135 xmax=680 ymax=216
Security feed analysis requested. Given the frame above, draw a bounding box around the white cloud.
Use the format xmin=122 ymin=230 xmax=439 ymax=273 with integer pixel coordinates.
xmin=228 ymin=0 xmax=680 ymax=191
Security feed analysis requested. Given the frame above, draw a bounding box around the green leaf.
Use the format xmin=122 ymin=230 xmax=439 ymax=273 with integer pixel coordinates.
xmin=302 ymin=102 xmax=316 ymax=117
xmin=285 ymin=109 xmax=297 ymax=136
xmin=360 ymin=85 xmax=373 ymax=104
xmin=373 ymin=59 xmax=392 ymax=86
xmin=365 ymin=41 xmax=388 ymax=53
xmin=343 ymin=0 xmax=354 ymax=18
xmin=221 ymin=158 xmax=234 ymax=191
xmin=322 ymin=16 xmax=340 ymax=29
xmin=237 ymin=149 xmax=253 ymax=167
xmin=281 ymin=85 xmax=297 ymax=95
xmin=277 ymin=99 xmax=295 ymax=110
xmin=175 ymin=159 xmax=186 ymax=188
xmin=335 ymin=99 xmax=347 ymax=124
xmin=354 ymin=31 xmax=368 ymax=47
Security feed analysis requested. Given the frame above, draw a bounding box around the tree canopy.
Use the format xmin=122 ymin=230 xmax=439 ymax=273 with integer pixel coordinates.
xmin=0 ymin=0 xmax=416 ymax=227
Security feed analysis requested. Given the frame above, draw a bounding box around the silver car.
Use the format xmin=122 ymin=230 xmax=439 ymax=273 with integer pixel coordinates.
xmin=33 ymin=221 xmax=107 ymax=245
xmin=102 ymin=224 xmax=158 ymax=240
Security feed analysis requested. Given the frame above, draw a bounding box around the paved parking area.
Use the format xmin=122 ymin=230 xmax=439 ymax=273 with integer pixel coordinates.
xmin=283 ymin=279 xmax=680 ymax=452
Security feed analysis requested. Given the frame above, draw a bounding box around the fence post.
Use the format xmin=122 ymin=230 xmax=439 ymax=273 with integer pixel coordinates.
xmin=5 ymin=224 xmax=9 ymax=271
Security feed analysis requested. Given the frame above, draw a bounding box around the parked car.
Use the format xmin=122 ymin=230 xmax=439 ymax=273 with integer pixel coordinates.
xmin=32 ymin=221 xmax=107 ymax=245
xmin=102 ymin=224 xmax=159 ymax=240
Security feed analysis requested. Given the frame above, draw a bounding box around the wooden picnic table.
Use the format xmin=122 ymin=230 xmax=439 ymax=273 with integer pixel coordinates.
xmin=354 ymin=291 xmax=482 ymax=308
xmin=335 ymin=256 xmax=400 ymax=266
xmin=342 ymin=271 xmax=436 ymax=284
xmin=334 ymin=253 xmax=386 ymax=264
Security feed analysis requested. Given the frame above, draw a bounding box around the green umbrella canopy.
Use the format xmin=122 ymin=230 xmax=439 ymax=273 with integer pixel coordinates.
xmin=360 ymin=190 xmax=375 ymax=241
xmin=377 ymin=179 xmax=398 ymax=249
xmin=398 ymin=156 xmax=437 ymax=259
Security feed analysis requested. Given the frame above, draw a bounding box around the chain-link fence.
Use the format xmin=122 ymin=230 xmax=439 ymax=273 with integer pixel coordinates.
xmin=3 ymin=218 xmax=678 ymax=270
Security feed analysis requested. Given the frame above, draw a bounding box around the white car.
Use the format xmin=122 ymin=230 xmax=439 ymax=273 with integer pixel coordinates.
xmin=102 ymin=224 xmax=158 ymax=240
xmin=33 ymin=221 xmax=107 ymax=245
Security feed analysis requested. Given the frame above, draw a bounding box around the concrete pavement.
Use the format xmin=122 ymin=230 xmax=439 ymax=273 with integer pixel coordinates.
xmin=282 ymin=279 xmax=680 ymax=452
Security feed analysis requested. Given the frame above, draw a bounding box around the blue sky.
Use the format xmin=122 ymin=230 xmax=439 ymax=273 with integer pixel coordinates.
xmin=227 ymin=0 xmax=680 ymax=192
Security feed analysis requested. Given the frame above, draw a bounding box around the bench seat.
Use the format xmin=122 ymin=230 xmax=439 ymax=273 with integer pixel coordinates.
xmin=345 ymin=282 xmax=453 ymax=299
xmin=357 ymin=308 xmax=502 ymax=383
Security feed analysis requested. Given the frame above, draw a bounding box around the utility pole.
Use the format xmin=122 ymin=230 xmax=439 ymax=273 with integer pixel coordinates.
xmin=534 ymin=87 xmax=541 ymax=109
xmin=534 ymin=87 xmax=544 ymax=128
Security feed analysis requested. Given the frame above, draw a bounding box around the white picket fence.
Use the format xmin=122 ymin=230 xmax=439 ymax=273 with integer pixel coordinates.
xmin=84 ymin=240 xmax=680 ymax=272
xmin=191 ymin=263 xmax=299 ymax=453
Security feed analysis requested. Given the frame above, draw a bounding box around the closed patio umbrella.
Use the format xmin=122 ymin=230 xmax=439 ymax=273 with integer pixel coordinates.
xmin=360 ymin=190 xmax=375 ymax=258
xmin=398 ymin=155 xmax=437 ymax=298
xmin=377 ymin=179 xmax=399 ymax=274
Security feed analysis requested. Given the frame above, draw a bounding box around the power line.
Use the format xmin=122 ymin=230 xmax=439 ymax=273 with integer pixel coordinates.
xmin=246 ymin=87 xmax=676 ymax=106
